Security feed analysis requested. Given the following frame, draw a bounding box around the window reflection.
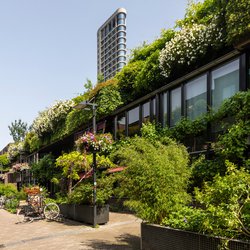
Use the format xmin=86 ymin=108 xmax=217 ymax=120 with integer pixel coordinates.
xmin=128 ymin=106 xmax=140 ymax=136
xmin=152 ymin=98 xmax=156 ymax=121
xmin=118 ymin=19 xmax=125 ymax=25
xmin=170 ymin=87 xmax=181 ymax=127
xmin=163 ymin=92 xmax=168 ymax=127
xmin=185 ymin=75 xmax=207 ymax=120
xmin=248 ymin=54 xmax=250 ymax=89
xmin=211 ymin=59 xmax=239 ymax=110
xmin=118 ymin=13 xmax=126 ymax=19
xmin=142 ymin=102 xmax=150 ymax=123
xmin=117 ymin=113 xmax=126 ymax=139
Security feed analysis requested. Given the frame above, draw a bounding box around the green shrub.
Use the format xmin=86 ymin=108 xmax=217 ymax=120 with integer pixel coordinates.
xmin=4 ymin=197 xmax=19 ymax=213
xmin=111 ymin=136 xmax=191 ymax=224
xmin=226 ymin=0 xmax=250 ymax=45
xmin=0 ymin=183 xmax=25 ymax=213
xmin=0 ymin=183 xmax=19 ymax=198
xmin=31 ymin=154 xmax=59 ymax=187
xmin=164 ymin=161 xmax=250 ymax=239
xmin=68 ymin=176 xmax=114 ymax=206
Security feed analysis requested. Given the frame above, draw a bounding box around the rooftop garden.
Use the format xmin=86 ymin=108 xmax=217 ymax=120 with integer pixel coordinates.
xmin=3 ymin=0 xmax=248 ymax=156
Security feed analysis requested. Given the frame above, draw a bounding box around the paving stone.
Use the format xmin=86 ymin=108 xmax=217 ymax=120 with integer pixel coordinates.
xmin=0 ymin=209 xmax=141 ymax=249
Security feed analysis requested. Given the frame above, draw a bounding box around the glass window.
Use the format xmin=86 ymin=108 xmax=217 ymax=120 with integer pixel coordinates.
xmin=248 ymin=53 xmax=250 ymax=89
xmin=170 ymin=87 xmax=182 ymax=127
xmin=118 ymin=25 xmax=126 ymax=31
xmin=117 ymin=113 xmax=126 ymax=139
xmin=128 ymin=106 xmax=140 ymax=136
xmin=211 ymin=59 xmax=239 ymax=110
xmin=118 ymin=31 xmax=126 ymax=38
xmin=118 ymin=19 xmax=125 ymax=25
xmin=118 ymin=38 xmax=126 ymax=44
xmin=118 ymin=44 xmax=126 ymax=50
xmin=185 ymin=75 xmax=207 ymax=120
xmin=118 ymin=56 xmax=126 ymax=62
xmin=163 ymin=92 xmax=168 ymax=127
xmin=118 ymin=50 xmax=126 ymax=56
xmin=142 ymin=102 xmax=150 ymax=124
xmin=151 ymin=98 xmax=156 ymax=121
xmin=117 ymin=13 xmax=126 ymax=19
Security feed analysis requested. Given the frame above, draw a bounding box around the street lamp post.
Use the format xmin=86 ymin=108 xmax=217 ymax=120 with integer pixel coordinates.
xmin=74 ymin=101 xmax=98 ymax=227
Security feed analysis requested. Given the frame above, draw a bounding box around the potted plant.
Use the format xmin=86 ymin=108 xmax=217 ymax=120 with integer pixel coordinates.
xmin=75 ymin=132 xmax=113 ymax=153
xmin=59 ymin=176 xmax=113 ymax=225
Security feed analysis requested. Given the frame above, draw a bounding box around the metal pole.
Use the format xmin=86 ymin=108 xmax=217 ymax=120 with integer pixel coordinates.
xmin=93 ymin=151 xmax=97 ymax=227
xmin=93 ymin=105 xmax=97 ymax=134
xmin=92 ymin=104 xmax=97 ymax=227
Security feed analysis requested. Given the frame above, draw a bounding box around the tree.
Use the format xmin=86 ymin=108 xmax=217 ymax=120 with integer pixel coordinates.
xmin=55 ymin=151 xmax=89 ymax=194
xmin=8 ymin=119 xmax=28 ymax=142
xmin=84 ymin=78 xmax=93 ymax=92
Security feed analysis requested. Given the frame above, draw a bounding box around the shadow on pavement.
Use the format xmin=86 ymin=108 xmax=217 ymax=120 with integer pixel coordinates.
xmin=82 ymin=233 xmax=140 ymax=250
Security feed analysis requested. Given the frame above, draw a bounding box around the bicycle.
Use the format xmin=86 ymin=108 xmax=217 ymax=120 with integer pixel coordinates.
xmin=17 ymin=193 xmax=60 ymax=223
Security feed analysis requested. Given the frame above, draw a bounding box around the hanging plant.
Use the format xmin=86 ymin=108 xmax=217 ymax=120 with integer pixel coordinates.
xmin=75 ymin=132 xmax=113 ymax=153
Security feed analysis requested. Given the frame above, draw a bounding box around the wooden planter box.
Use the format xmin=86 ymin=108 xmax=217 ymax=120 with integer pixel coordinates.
xmin=59 ymin=204 xmax=109 ymax=225
xmin=141 ymin=223 xmax=250 ymax=250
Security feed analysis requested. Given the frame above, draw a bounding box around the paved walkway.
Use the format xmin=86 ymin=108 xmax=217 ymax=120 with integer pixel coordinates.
xmin=0 ymin=209 xmax=141 ymax=250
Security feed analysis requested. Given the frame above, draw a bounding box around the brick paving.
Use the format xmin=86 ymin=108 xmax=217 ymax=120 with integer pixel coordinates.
xmin=0 ymin=208 xmax=141 ymax=250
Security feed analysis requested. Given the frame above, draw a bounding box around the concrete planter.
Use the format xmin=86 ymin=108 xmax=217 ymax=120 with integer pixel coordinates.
xmin=141 ymin=223 xmax=250 ymax=250
xmin=59 ymin=204 xmax=109 ymax=225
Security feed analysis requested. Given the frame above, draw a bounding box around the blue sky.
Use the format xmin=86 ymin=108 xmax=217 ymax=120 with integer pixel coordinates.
xmin=0 ymin=0 xmax=188 ymax=149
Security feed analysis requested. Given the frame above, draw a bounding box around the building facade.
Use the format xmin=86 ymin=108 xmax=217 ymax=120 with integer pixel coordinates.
xmin=97 ymin=8 xmax=127 ymax=81
xmin=93 ymin=48 xmax=250 ymax=154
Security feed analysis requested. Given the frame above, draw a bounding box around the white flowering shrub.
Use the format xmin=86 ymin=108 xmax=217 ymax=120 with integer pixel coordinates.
xmin=31 ymin=100 xmax=75 ymax=137
xmin=7 ymin=142 xmax=25 ymax=161
xmin=159 ymin=20 xmax=224 ymax=77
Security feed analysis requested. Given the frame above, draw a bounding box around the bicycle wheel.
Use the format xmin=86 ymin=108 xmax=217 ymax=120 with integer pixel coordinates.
xmin=43 ymin=203 xmax=60 ymax=220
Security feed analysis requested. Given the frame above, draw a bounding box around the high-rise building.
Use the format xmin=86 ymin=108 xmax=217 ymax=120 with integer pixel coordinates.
xmin=97 ymin=8 xmax=127 ymax=81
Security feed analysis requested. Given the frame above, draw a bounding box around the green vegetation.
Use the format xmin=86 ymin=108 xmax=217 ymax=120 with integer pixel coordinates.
xmin=68 ymin=176 xmax=114 ymax=206
xmin=0 ymin=154 xmax=10 ymax=171
xmin=111 ymin=136 xmax=191 ymax=224
xmin=226 ymin=0 xmax=250 ymax=45
xmin=6 ymin=0 xmax=248 ymax=155
xmin=2 ymin=0 xmax=250 ymax=242
xmin=31 ymin=154 xmax=58 ymax=188
xmin=55 ymin=151 xmax=88 ymax=194
xmin=0 ymin=183 xmax=25 ymax=213
xmin=8 ymin=119 xmax=28 ymax=143
xmin=163 ymin=161 xmax=250 ymax=239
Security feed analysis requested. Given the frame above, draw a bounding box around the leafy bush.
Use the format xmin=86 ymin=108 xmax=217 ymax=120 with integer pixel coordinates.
xmin=226 ymin=0 xmax=250 ymax=44
xmin=68 ymin=176 xmax=114 ymax=206
xmin=0 ymin=183 xmax=19 ymax=198
xmin=0 ymin=183 xmax=24 ymax=213
xmin=115 ymin=60 xmax=144 ymax=102
xmin=56 ymin=151 xmax=89 ymax=194
xmin=95 ymin=85 xmax=123 ymax=116
xmin=4 ymin=197 xmax=20 ymax=213
xmin=0 ymin=154 xmax=10 ymax=170
xmin=31 ymin=99 xmax=74 ymax=139
xmin=163 ymin=161 xmax=250 ymax=239
xmin=190 ymin=155 xmax=226 ymax=189
xmin=111 ymin=136 xmax=191 ymax=224
xmin=31 ymin=154 xmax=58 ymax=187
xmin=159 ymin=21 xmax=224 ymax=78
